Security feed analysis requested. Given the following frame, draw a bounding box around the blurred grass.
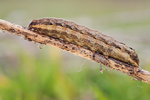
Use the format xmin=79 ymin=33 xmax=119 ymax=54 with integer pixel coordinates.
xmin=0 ymin=0 xmax=150 ymax=100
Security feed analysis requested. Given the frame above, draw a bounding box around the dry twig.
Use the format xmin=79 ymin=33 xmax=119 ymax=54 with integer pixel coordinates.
xmin=0 ymin=19 xmax=150 ymax=84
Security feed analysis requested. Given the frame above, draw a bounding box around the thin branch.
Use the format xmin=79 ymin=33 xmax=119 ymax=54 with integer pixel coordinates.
xmin=0 ymin=19 xmax=150 ymax=84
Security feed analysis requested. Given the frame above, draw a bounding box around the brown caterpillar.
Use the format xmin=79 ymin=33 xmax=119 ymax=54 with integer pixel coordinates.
xmin=28 ymin=18 xmax=139 ymax=67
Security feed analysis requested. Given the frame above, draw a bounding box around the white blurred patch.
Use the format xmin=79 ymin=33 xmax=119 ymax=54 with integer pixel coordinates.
xmin=76 ymin=59 xmax=87 ymax=72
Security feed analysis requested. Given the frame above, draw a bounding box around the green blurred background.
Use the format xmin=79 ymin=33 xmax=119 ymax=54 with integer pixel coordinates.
xmin=0 ymin=0 xmax=150 ymax=100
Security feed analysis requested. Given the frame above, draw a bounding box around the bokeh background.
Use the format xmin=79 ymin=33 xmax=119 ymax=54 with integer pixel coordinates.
xmin=0 ymin=0 xmax=150 ymax=100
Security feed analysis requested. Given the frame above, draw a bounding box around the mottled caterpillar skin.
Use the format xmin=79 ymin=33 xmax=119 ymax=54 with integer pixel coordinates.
xmin=28 ymin=18 xmax=139 ymax=67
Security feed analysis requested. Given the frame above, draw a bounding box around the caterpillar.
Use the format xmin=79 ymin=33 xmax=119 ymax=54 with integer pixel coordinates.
xmin=28 ymin=18 xmax=139 ymax=67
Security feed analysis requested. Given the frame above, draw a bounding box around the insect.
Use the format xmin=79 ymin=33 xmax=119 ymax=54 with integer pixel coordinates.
xmin=28 ymin=18 xmax=139 ymax=67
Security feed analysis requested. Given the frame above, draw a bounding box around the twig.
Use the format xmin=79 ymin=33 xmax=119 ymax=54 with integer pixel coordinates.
xmin=0 ymin=19 xmax=150 ymax=84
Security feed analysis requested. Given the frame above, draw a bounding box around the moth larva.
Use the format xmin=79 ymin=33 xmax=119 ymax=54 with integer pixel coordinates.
xmin=28 ymin=18 xmax=139 ymax=67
